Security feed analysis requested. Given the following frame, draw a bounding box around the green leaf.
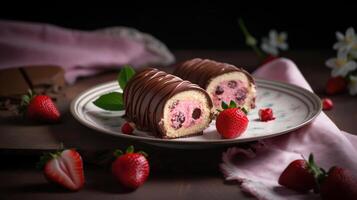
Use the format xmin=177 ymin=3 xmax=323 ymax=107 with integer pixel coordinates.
xmin=113 ymin=149 xmax=123 ymax=157
xmin=118 ymin=66 xmax=136 ymax=90
xmin=241 ymin=107 xmax=248 ymax=115
xmin=229 ymin=100 xmax=237 ymax=108
xmin=93 ymin=92 xmax=124 ymax=111
xmin=137 ymin=151 xmax=148 ymax=157
xmin=126 ymin=145 xmax=134 ymax=153
xmin=221 ymin=101 xmax=229 ymax=109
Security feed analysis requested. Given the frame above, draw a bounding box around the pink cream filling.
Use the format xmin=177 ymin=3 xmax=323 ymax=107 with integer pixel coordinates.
xmin=169 ymin=100 xmax=203 ymax=130
xmin=211 ymin=80 xmax=248 ymax=108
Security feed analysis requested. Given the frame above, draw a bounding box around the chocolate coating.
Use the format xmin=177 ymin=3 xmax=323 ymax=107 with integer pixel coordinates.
xmin=124 ymin=68 xmax=212 ymax=137
xmin=173 ymin=58 xmax=255 ymax=89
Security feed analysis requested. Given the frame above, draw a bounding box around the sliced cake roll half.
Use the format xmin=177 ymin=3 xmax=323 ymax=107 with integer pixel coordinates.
xmin=123 ymin=68 xmax=213 ymax=139
xmin=174 ymin=58 xmax=256 ymax=111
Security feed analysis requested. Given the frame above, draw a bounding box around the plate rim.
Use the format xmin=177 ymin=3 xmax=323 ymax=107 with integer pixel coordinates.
xmin=70 ymin=78 xmax=322 ymax=145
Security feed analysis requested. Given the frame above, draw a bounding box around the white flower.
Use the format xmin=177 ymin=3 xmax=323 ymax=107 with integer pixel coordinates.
xmin=348 ymin=75 xmax=357 ymax=95
xmin=261 ymin=30 xmax=288 ymax=56
xmin=333 ymin=27 xmax=357 ymax=53
xmin=325 ymin=50 xmax=357 ymax=77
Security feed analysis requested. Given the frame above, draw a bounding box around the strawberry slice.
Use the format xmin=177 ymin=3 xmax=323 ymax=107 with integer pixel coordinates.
xmin=39 ymin=149 xmax=85 ymax=191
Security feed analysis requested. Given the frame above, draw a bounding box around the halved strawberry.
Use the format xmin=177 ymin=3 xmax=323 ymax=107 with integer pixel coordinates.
xmin=38 ymin=149 xmax=85 ymax=191
xmin=111 ymin=146 xmax=149 ymax=189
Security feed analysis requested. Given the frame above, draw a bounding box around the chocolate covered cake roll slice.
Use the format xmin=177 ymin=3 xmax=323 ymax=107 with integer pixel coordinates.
xmin=174 ymin=58 xmax=256 ymax=111
xmin=124 ymin=68 xmax=213 ymax=139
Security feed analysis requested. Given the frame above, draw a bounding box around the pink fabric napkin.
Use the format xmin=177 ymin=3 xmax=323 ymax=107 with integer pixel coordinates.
xmin=220 ymin=58 xmax=357 ymax=200
xmin=0 ymin=20 xmax=175 ymax=84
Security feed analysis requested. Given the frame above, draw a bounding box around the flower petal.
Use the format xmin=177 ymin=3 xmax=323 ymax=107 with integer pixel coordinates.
xmin=345 ymin=61 xmax=357 ymax=71
xmin=336 ymin=31 xmax=344 ymax=41
xmin=348 ymin=75 xmax=357 ymax=95
xmin=279 ymin=32 xmax=288 ymax=41
xmin=325 ymin=58 xmax=337 ymax=69
xmin=269 ymin=30 xmax=278 ymax=40
xmin=337 ymin=49 xmax=348 ymax=60
xmin=278 ymin=42 xmax=288 ymax=50
xmin=346 ymin=27 xmax=355 ymax=38
xmin=261 ymin=43 xmax=278 ymax=56
xmin=333 ymin=42 xmax=345 ymax=50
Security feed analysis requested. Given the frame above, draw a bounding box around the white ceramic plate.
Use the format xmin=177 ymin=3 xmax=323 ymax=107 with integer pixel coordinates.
xmin=70 ymin=79 xmax=321 ymax=149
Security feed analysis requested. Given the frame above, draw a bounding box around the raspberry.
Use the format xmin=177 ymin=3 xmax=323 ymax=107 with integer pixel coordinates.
xmin=121 ymin=122 xmax=134 ymax=134
xmin=259 ymin=108 xmax=275 ymax=122
xmin=322 ymin=98 xmax=333 ymax=110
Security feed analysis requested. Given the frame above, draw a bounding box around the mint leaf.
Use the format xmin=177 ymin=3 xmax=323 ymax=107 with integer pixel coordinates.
xmin=93 ymin=92 xmax=124 ymax=111
xmin=118 ymin=66 xmax=136 ymax=90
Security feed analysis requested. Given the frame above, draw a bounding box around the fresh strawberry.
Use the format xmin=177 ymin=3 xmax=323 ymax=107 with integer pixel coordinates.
xmin=279 ymin=154 xmax=325 ymax=192
xmin=121 ymin=122 xmax=134 ymax=134
xmin=38 ymin=149 xmax=85 ymax=191
xmin=320 ymin=167 xmax=357 ymax=200
xmin=325 ymin=76 xmax=347 ymax=95
xmin=20 ymin=90 xmax=60 ymax=123
xmin=261 ymin=54 xmax=278 ymax=65
xmin=111 ymin=146 xmax=149 ymax=189
xmin=259 ymin=108 xmax=275 ymax=121
xmin=216 ymin=101 xmax=249 ymax=139
xmin=322 ymin=98 xmax=333 ymax=110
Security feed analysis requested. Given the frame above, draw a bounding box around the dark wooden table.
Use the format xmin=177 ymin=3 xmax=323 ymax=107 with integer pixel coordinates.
xmin=1 ymin=50 xmax=356 ymax=200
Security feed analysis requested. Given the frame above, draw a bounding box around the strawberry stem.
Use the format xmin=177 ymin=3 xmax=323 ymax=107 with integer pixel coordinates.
xmin=137 ymin=151 xmax=148 ymax=157
xmin=304 ymin=153 xmax=328 ymax=192
xmin=113 ymin=149 xmax=123 ymax=157
xmin=126 ymin=145 xmax=134 ymax=153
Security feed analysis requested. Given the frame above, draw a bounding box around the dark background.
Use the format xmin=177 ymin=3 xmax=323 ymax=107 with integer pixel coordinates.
xmin=1 ymin=4 xmax=356 ymax=50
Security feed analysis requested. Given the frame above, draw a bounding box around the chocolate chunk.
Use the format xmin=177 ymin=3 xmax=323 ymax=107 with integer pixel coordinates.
xmin=171 ymin=111 xmax=186 ymax=129
xmin=192 ymin=108 xmax=201 ymax=119
xmin=227 ymin=80 xmax=237 ymax=88
xmin=215 ymin=86 xmax=224 ymax=95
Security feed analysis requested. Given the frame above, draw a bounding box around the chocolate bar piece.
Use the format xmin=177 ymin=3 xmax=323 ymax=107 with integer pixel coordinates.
xmin=124 ymin=68 xmax=213 ymax=139
xmin=174 ymin=58 xmax=256 ymax=111
xmin=0 ymin=66 xmax=65 ymax=109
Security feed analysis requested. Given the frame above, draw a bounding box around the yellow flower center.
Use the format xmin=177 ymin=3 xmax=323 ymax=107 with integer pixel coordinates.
xmin=336 ymin=59 xmax=347 ymax=67
xmin=277 ymin=36 xmax=285 ymax=44
xmin=345 ymin=35 xmax=354 ymax=44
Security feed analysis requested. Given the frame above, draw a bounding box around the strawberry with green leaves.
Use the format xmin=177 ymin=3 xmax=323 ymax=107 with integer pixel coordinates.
xmin=279 ymin=154 xmax=325 ymax=192
xmin=216 ymin=101 xmax=249 ymax=139
xmin=38 ymin=148 xmax=85 ymax=191
xmin=20 ymin=90 xmax=61 ymax=123
xmin=111 ymin=146 xmax=150 ymax=189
